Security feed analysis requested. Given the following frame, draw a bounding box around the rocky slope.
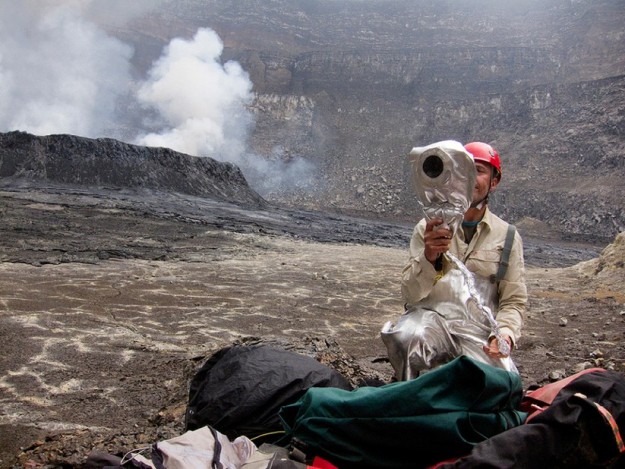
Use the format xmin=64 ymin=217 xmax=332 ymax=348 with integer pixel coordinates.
xmin=114 ymin=0 xmax=625 ymax=242
xmin=0 ymin=131 xmax=264 ymax=207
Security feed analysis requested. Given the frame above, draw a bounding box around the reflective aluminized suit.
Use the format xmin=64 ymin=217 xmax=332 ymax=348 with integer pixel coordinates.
xmin=382 ymin=207 xmax=527 ymax=380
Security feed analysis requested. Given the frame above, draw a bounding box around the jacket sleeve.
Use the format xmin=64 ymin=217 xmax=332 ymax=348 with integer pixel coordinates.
xmin=400 ymin=220 xmax=439 ymax=306
xmin=495 ymin=231 xmax=527 ymax=345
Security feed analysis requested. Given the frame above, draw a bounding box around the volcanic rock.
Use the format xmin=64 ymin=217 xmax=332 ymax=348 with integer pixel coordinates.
xmin=0 ymin=131 xmax=265 ymax=207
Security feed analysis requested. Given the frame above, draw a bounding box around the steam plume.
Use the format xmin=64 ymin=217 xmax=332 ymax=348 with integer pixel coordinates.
xmin=0 ymin=1 xmax=315 ymax=195
xmin=0 ymin=1 xmax=134 ymax=137
xmin=135 ymin=28 xmax=253 ymax=164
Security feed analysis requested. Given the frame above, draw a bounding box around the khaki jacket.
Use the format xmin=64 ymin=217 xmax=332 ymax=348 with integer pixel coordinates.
xmin=401 ymin=207 xmax=527 ymax=345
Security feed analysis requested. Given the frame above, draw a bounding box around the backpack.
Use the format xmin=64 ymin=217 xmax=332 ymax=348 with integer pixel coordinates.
xmin=279 ymin=356 xmax=526 ymax=469
xmin=185 ymin=345 xmax=351 ymax=440
xmin=437 ymin=368 xmax=625 ymax=468
xmin=85 ymin=425 xmax=255 ymax=469
xmin=86 ymin=427 xmax=339 ymax=469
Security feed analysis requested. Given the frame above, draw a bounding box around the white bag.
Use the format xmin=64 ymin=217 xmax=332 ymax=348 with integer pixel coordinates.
xmin=122 ymin=426 xmax=257 ymax=469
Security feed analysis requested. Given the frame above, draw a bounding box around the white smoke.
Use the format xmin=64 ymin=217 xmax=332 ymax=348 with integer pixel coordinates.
xmin=134 ymin=28 xmax=315 ymax=194
xmin=235 ymin=147 xmax=317 ymax=195
xmin=0 ymin=1 xmax=135 ymax=137
xmin=0 ymin=1 xmax=316 ymax=195
xmin=135 ymin=28 xmax=253 ymax=164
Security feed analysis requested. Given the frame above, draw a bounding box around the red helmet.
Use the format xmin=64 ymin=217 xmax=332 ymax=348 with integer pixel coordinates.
xmin=464 ymin=142 xmax=501 ymax=178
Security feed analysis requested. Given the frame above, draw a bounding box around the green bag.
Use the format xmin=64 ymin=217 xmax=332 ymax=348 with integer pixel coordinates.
xmin=279 ymin=356 xmax=527 ymax=469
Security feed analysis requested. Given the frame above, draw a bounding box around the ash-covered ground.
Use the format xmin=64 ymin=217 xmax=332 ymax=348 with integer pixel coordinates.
xmin=0 ymin=182 xmax=622 ymax=468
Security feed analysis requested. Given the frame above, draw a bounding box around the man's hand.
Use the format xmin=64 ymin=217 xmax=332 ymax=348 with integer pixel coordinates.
xmin=423 ymin=217 xmax=452 ymax=264
xmin=483 ymin=335 xmax=512 ymax=358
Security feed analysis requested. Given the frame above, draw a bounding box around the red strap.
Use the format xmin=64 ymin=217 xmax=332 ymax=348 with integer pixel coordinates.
xmin=426 ymin=456 xmax=462 ymax=468
xmin=309 ymin=456 xmax=339 ymax=469
xmin=573 ymin=392 xmax=625 ymax=456
xmin=521 ymin=368 xmax=605 ymax=421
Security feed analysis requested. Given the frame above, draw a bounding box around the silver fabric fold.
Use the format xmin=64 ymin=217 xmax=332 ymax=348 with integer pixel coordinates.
xmin=381 ymin=267 xmax=517 ymax=380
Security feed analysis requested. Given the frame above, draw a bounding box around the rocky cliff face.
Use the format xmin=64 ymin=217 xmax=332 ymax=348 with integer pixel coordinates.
xmin=105 ymin=0 xmax=625 ymax=240
xmin=0 ymin=132 xmax=265 ymax=207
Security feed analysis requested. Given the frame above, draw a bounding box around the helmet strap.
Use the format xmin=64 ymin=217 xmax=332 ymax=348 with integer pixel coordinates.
xmin=471 ymin=194 xmax=488 ymax=209
xmin=470 ymin=171 xmax=495 ymax=209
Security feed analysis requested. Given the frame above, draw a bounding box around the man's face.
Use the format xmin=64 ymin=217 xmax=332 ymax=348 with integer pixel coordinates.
xmin=473 ymin=161 xmax=499 ymax=203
